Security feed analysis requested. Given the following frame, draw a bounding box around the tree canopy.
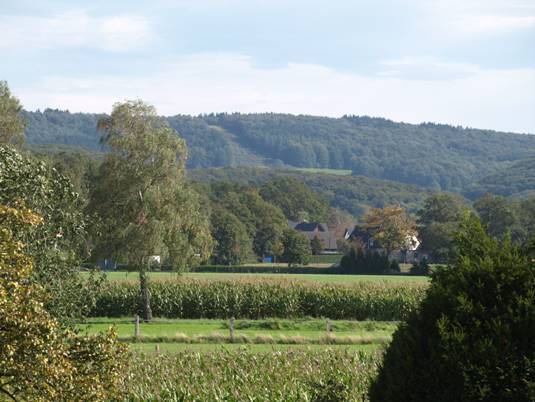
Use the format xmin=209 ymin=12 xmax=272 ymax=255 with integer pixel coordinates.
xmin=0 ymin=81 xmax=25 ymax=146
xmin=0 ymin=204 xmax=126 ymax=401
xmin=88 ymin=100 xmax=212 ymax=320
xmin=363 ymin=206 xmax=416 ymax=256
xmin=22 ymin=110 xmax=535 ymax=193
xmin=260 ymin=177 xmax=330 ymax=222
xmin=370 ymin=215 xmax=535 ymax=401
xmin=0 ymin=146 xmax=94 ymax=321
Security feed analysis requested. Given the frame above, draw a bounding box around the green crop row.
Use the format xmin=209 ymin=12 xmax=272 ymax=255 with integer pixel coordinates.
xmin=91 ymin=280 xmax=427 ymax=320
xmin=122 ymin=349 xmax=379 ymax=401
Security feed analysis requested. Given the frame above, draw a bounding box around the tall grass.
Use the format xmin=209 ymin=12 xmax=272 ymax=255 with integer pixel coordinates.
xmin=92 ymin=279 xmax=427 ymax=320
xmin=122 ymin=349 xmax=380 ymax=401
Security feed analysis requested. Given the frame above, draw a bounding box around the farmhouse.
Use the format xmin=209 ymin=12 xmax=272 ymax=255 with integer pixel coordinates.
xmin=289 ymin=221 xmax=339 ymax=251
xmin=347 ymin=225 xmax=427 ymax=263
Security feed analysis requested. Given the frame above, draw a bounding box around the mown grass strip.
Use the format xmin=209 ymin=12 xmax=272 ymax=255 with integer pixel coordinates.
xmin=119 ymin=333 xmax=391 ymax=345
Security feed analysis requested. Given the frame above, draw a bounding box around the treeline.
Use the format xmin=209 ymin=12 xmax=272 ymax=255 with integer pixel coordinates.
xmin=196 ymin=178 xmax=330 ymax=266
xmin=415 ymin=193 xmax=535 ymax=263
xmin=23 ymin=109 xmax=535 ymax=192
xmin=189 ymin=166 xmax=432 ymax=216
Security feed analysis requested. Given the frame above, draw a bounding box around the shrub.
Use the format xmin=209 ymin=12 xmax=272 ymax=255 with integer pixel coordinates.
xmin=409 ymin=258 xmax=430 ymax=275
xmin=0 ymin=205 xmax=127 ymax=401
xmin=369 ymin=215 xmax=535 ymax=402
xmin=340 ymin=248 xmax=392 ymax=274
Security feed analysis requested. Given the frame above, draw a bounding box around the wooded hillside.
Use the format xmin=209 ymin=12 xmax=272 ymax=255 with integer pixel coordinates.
xmin=24 ymin=110 xmax=535 ymax=193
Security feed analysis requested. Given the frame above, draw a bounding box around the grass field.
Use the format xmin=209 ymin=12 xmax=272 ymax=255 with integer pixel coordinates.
xmin=81 ymin=318 xmax=393 ymax=359
xmin=293 ymin=167 xmax=353 ymax=176
xmin=82 ymin=271 xmax=429 ymax=283
xmin=309 ymin=254 xmax=343 ymax=264
xmin=80 ymin=318 xmax=397 ymax=340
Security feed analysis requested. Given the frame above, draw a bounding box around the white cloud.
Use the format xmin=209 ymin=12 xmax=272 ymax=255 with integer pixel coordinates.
xmin=425 ymin=0 xmax=535 ymax=36
xmin=15 ymin=53 xmax=535 ymax=133
xmin=0 ymin=10 xmax=152 ymax=52
xmin=378 ymin=57 xmax=481 ymax=80
xmin=455 ymin=15 xmax=535 ymax=34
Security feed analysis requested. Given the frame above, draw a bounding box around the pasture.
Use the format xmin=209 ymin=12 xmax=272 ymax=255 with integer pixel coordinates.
xmin=293 ymin=167 xmax=353 ymax=176
xmin=79 ymin=318 xmax=397 ymax=345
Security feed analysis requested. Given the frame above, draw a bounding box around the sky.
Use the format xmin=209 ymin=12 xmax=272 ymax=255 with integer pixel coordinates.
xmin=1 ymin=0 xmax=534 ymax=133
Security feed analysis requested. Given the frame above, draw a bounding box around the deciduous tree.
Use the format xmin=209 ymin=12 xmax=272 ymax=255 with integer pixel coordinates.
xmin=260 ymin=177 xmax=329 ymax=222
xmin=0 ymin=205 xmax=126 ymax=401
xmin=363 ymin=205 xmax=416 ymax=256
xmin=210 ymin=208 xmax=252 ymax=265
xmin=310 ymin=235 xmax=323 ymax=255
xmin=0 ymin=146 xmax=93 ymax=322
xmin=89 ymin=100 xmax=212 ymax=320
xmin=417 ymin=194 xmax=468 ymax=262
xmin=281 ymin=229 xmax=311 ymax=267
xmin=0 ymin=81 xmax=24 ymax=146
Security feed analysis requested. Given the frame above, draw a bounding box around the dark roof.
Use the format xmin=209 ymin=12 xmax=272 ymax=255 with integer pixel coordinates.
xmin=294 ymin=222 xmax=328 ymax=232
xmin=348 ymin=226 xmax=382 ymax=249
xmin=348 ymin=226 xmax=372 ymax=241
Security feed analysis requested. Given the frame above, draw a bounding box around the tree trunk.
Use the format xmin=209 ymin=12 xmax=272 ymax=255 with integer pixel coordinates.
xmin=139 ymin=268 xmax=152 ymax=322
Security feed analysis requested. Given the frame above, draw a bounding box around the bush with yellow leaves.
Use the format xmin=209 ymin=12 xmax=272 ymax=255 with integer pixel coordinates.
xmin=0 ymin=204 xmax=127 ymax=401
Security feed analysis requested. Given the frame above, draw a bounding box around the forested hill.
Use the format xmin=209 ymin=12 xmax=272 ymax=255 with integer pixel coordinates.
xmin=188 ymin=167 xmax=433 ymax=216
xmin=466 ymin=157 xmax=535 ymax=198
xmin=24 ymin=109 xmax=535 ymax=192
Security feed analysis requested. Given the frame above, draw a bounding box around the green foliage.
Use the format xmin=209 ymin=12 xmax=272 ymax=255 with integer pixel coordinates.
xmin=0 ymin=146 xmax=94 ymax=321
xmin=474 ymin=193 xmax=520 ymax=241
xmin=202 ymin=182 xmax=287 ymax=261
xmin=417 ymin=193 xmax=468 ymax=262
xmin=0 ymin=81 xmax=25 ymax=146
xmin=363 ymin=205 xmax=416 ymax=255
xmin=467 ymin=157 xmax=535 ymax=198
xmin=370 ymin=215 xmax=535 ymax=401
xmin=24 ymin=110 xmax=535 ymax=192
xmin=123 ymin=349 xmax=378 ymax=401
xmin=260 ymin=177 xmax=330 ymax=221
xmin=282 ymin=229 xmax=312 ymax=267
xmin=340 ymin=249 xmax=393 ymax=274
xmin=310 ymin=235 xmax=323 ymax=255
xmin=88 ymin=100 xmax=212 ymax=319
xmin=90 ymin=279 xmax=426 ymax=320
xmin=0 ymin=205 xmax=127 ymax=401
xmin=409 ymin=258 xmax=430 ymax=275
xmin=190 ymin=166 xmax=432 ymax=217
xmin=210 ymin=208 xmax=252 ymax=265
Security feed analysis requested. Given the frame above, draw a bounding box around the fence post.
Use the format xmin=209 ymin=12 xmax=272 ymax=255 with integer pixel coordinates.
xmin=135 ymin=314 xmax=140 ymax=338
xmin=229 ymin=317 xmax=235 ymax=343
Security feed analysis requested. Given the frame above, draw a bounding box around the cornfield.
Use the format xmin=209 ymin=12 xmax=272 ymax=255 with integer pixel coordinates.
xmin=122 ymin=348 xmax=380 ymax=401
xmin=92 ymin=279 xmax=427 ymax=321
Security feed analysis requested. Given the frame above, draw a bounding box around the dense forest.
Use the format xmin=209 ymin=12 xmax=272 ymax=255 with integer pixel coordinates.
xmin=466 ymin=157 xmax=535 ymax=198
xmin=189 ymin=167 xmax=432 ymax=216
xmin=23 ymin=110 xmax=535 ymax=193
